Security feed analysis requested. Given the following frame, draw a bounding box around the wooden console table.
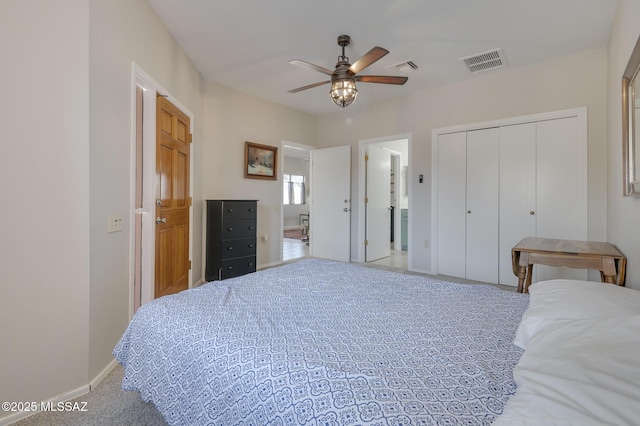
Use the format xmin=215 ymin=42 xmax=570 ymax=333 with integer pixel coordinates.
xmin=511 ymin=237 xmax=626 ymax=293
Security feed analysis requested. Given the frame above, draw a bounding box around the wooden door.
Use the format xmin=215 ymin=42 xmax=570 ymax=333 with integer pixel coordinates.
xmin=310 ymin=146 xmax=351 ymax=261
xmin=466 ymin=128 xmax=499 ymax=283
xmin=155 ymin=96 xmax=191 ymax=298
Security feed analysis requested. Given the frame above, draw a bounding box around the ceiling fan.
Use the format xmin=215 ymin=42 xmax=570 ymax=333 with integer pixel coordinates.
xmin=288 ymin=35 xmax=408 ymax=108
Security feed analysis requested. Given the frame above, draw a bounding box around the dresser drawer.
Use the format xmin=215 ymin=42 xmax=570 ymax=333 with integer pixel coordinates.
xmin=220 ymin=238 xmax=256 ymax=260
xmin=221 ymin=220 xmax=256 ymax=240
xmin=222 ymin=201 xmax=257 ymax=220
xmin=220 ymin=256 xmax=256 ymax=280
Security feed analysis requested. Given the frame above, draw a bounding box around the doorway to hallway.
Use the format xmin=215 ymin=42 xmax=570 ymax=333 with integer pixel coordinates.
xmin=358 ymin=135 xmax=410 ymax=269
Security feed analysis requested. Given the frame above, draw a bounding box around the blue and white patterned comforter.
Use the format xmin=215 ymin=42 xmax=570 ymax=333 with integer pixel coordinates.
xmin=114 ymin=259 xmax=529 ymax=425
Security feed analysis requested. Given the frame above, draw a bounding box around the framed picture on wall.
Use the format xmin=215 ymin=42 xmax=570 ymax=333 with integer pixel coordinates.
xmin=245 ymin=141 xmax=278 ymax=180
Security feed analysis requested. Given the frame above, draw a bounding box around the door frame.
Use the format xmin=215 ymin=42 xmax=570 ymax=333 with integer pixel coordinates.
xmin=130 ymin=63 xmax=195 ymax=316
xmin=279 ymin=140 xmax=316 ymax=263
xmin=357 ymin=133 xmax=412 ymax=265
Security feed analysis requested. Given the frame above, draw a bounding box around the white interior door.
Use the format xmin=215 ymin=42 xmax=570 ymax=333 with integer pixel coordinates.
xmin=466 ymin=128 xmax=499 ymax=283
xmin=365 ymin=145 xmax=391 ymax=262
xmin=310 ymin=145 xmax=351 ymax=261
xmin=499 ymin=123 xmax=537 ymax=286
xmin=536 ymin=116 xmax=587 ymax=282
xmin=436 ymin=132 xmax=467 ymax=277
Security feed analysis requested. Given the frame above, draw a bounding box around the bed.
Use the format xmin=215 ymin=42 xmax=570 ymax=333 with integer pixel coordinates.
xmin=114 ymin=258 xmax=640 ymax=425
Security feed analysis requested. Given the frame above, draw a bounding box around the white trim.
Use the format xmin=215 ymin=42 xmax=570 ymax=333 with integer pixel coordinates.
xmin=280 ymin=140 xmax=316 ymax=264
xmin=0 ymin=385 xmax=90 ymax=426
xmin=258 ymin=260 xmax=285 ymax=270
xmin=130 ymin=63 xmax=195 ymax=315
xmin=432 ymin=107 xmax=587 ymax=135
xmin=90 ymin=358 xmax=119 ymax=390
xmin=0 ymin=359 xmax=118 ymax=425
xmin=430 ymin=107 xmax=588 ymax=276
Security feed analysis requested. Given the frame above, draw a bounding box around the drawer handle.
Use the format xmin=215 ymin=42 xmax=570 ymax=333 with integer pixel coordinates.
xmin=248 ymin=226 xmax=254 ymax=230
xmin=227 ymin=227 xmax=233 ymax=232
xmin=227 ymin=247 xmax=233 ymax=251
xmin=227 ymin=208 xmax=234 ymax=212
xmin=227 ymin=266 xmax=233 ymax=270
xmin=248 ymin=208 xmax=254 ymax=212
xmin=248 ymin=244 xmax=254 ymax=248
xmin=248 ymin=262 xmax=254 ymax=267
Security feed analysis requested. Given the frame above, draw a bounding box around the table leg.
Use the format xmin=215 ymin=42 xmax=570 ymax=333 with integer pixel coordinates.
xmin=525 ymin=264 xmax=533 ymax=293
xmin=516 ymin=252 xmax=530 ymax=293
xmin=602 ymin=257 xmax=617 ymax=284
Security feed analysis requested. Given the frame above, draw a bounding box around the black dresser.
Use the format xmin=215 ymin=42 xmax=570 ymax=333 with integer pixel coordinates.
xmin=205 ymin=200 xmax=257 ymax=281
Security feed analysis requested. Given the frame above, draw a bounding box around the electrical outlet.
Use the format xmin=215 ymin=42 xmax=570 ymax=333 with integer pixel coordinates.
xmin=108 ymin=214 xmax=123 ymax=233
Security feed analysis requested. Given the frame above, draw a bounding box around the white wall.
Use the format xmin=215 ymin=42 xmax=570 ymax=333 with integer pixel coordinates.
xmin=202 ymin=82 xmax=316 ymax=268
xmin=0 ymin=0 xmax=90 ymax=409
xmin=317 ymin=48 xmax=609 ymax=274
xmin=1 ymin=0 xmax=209 ymax=419
xmin=607 ymin=0 xmax=640 ymax=290
xmin=88 ymin=0 xmax=206 ymax=379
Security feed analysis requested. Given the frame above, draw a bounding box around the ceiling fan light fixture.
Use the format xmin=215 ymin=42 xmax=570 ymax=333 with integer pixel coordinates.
xmin=330 ymin=77 xmax=358 ymax=108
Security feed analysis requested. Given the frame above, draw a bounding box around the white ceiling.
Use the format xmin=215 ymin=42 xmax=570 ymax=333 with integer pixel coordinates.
xmin=146 ymin=0 xmax=617 ymax=117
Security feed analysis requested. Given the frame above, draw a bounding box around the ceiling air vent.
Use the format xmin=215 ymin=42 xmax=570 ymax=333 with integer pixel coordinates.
xmin=388 ymin=60 xmax=419 ymax=74
xmin=460 ymin=48 xmax=506 ymax=74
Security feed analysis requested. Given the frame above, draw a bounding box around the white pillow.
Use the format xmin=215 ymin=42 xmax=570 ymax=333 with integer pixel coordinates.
xmin=513 ymin=279 xmax=640 ymax=349
xmin=496 ymin=315 xmax=640 ymax=425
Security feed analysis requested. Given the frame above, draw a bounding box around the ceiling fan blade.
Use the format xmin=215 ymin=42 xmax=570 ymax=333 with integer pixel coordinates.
xmin=288 ymin=80 xmax=331 ymax=93
xmin=348 ymin=47 xmax=389 ymax=75
xmin=356 ymin=75 xmax=408 ymax=85
xmin=289 ymin=60 xmax=334 ymax=76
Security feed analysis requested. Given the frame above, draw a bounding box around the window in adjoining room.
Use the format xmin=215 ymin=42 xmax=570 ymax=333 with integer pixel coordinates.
xmin=283 ymin=174 xmax=306 ymax=205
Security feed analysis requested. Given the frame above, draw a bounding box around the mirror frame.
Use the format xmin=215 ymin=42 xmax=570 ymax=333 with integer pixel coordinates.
xmin=622 ymin=34 xmax=640 ymax=196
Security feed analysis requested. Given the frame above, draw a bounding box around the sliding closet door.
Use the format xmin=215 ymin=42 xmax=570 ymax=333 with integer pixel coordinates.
xmin=466 ymin=128 xmax=499 ymax=283
xmin=437 ymin=132 xmax=466 ymax=278
xmin=499 ymin=123 xmax=536 ymax=286
xmin=535 ymin=117 xmax=587 ymax=282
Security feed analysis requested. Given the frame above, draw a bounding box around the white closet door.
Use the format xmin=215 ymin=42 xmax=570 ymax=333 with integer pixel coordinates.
xmin=499 ymin=123 xmax=537 ymax=286
xmin=536 ymin=117 xmax=587 ymax=281
xmin=466 ymin=128 xmax=499 ymax=283
xmin=437 ymin=132 xmax=466 ymax=278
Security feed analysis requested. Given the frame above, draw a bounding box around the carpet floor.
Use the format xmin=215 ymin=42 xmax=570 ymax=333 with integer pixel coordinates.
xmin=14 ymin=364 xmax=167 ymax=426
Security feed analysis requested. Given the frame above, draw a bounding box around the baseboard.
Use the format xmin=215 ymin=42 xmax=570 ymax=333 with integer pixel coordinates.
xmin=90 ymin=358 xmax=119 ymax=390
xmin=258 ymin=260 xmax=283 ymax=270
xmin=0 ymin=383 xmax=90 ymax=426
xmin=0 ymin=359 xmax=120 ymax=426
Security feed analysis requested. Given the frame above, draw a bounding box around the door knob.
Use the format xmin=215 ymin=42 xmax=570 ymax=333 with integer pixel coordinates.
xmin=343 ymin=208 xmax=349 ymax=212
xmin=530 ymin=211 xmax=535 ymax=215
xmin=156 ymin=217 xmax=167 ymax=224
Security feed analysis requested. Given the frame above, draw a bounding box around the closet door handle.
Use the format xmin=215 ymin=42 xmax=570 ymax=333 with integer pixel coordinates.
xmin=467 ymin=210 xmax=471 ymax=214
xmin=530 ymin=211 xmax=535 ymax=215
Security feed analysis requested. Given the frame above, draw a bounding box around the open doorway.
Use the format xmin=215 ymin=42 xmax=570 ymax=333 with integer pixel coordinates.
xmin=358 ymin=135 xmax=410 ymax=270
xmin=281 ymin=142 xmax=312 ymax=261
